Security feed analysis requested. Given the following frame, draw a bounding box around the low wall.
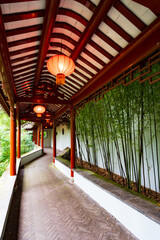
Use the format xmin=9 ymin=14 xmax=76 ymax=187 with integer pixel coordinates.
xmin=54 ymin=157 xmax=160 ymax=240
xmin=21 ymin=147 xmax=43 ymax=166
xmin=0 ymin=159 xmax=21 ymax=240
xmin=0 ymin=147 xmax=43 ymax=240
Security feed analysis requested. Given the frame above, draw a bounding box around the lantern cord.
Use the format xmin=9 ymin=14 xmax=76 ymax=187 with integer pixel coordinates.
xmin=61 ymin=38 xmax=62 ymax=55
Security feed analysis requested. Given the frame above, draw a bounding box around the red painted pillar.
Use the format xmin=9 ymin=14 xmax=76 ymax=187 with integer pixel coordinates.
xmin=32 ymin=130 xmax=34 ymax=142
xmin=70 ymin=105 xmax=75 ymax=178
xmin=17 ymin=115 xmax=21 ymax=159
xmin=41 ymin=123 xmax=44 ymax=150
xmin=35 ymin=129 xmax=37 ymax=145
xmin=38 ymin=127 xmax=40 ymax=146
xmin=10 ymin=106 xmax=16 ymax=176
xmin=53 ymin=120 xmax=56 ymax=164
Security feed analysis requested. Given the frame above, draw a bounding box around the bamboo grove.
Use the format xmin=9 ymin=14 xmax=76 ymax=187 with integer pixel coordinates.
xmin=75 ymin=67 xmax=160 ymax=195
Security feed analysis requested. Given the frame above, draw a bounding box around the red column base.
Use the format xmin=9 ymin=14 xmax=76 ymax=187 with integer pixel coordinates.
xmin=53 ymin=158 xmax=55 ymax=164
xmin=71 ymin=169 xmax=74 ymax=178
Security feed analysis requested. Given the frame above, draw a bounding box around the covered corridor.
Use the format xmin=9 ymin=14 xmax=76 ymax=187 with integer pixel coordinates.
xmin=4 ymin=149 xmax=136 ymax=240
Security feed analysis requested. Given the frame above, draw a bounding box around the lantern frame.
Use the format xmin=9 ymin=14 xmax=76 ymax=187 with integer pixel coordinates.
xmin=47 ymin=55 xmax=75 ymax=85
xmin=33 ymin=105 xmax=46 ymax=117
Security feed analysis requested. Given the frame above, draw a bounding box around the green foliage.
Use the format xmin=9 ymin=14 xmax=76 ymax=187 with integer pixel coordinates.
xmin=0 ymin=107 xmax=34 ymax=177
xmin=76 ymin=79 xmax=160 ymax=193
xmin=21 ymin=129 xmax=34 ymax=155
xmin=0 ymin=107 xmax=10 ymax=176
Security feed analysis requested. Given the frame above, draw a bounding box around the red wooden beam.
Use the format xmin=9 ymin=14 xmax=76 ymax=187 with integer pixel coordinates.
xmin=12 ymin=59 xmax=37 ymax=70
xmin=10 ymin=45 xmax=39 ymax=57
xmin=77 ymin=0 xmax=96 ymax=12
xmin=58 ymin=8 xmax=87 ymax=26
xmin=11 ymin=53 xmax=38 ymax=65
xmin=8 ymin=36 xmax=41 ymax=48
xmin=0 ymin=7 xmax=16 ymax=100
xmin=1 ymin=0 xmax=37 ymax=3
xmin=0 ymin=89 xmax=10 ymax=116
xmin=16 ymin=97 xmax=71 ymax=105
xmin=17 ymin=105 xmax=21 ymax=159
xmin=51 ymin=33 xmax=77 ymax=46
xmin=13 ymin=65 xmax=36 ymax=75
xmin=113 ymin=1 xmax=146 ymax=31
xmin=54 ymin=22 xmax=82 ymax=38
xmin=53 ymin=120 xmax=56 ymax=163
xmin=71 ymin=0 xmax=115 ymax=61
xmin=20 ymin=117 xmax=42 ymax=123
xmin=103 ymin=16 xmax=133 ymax=43
xmin=6 ymin=24 xmax=42 ymax=37
xmin=41 ymin=123 xmax=44 ymax=151
xmin=72 ymin=17 xmax=160 ymax=106
xmin=70 ymin=105 xmax=75 ymax=178
xmin=35 ymin=129 xmax=37 ymax=145
xmin=3 ymin=10 xmax=44 ymax=23
xmin=53 ymin=17 xmax=160 ymax=119
xmin=89 ymin=39 xmax=113 ymax=60
xmin=95 ymin=30 xmax=122 ymax=52
xmin=34 ymin=0 xmax=60 ymax=88
xmin=54 ymin=105 xmax=70 ymax=120
xmin=10 ymin=106 xmax=16 ymax=176
xmin=38 ymin=127 xmax=40 ymax=146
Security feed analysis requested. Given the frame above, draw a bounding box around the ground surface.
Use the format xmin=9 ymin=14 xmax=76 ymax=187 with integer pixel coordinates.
xmin=4 ymin=148 xmax=137 ymax=240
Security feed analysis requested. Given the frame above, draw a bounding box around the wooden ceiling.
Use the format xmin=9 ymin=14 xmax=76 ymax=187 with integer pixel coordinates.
xmin=0 ymin=0 xmax=159 ymax=123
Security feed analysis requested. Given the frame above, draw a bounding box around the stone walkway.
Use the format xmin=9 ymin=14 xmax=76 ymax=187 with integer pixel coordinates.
xmin=4 ymin=148 xmax=137 ymax=240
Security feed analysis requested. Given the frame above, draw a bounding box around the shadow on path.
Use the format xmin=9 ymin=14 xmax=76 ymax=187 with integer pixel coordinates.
xmin=4 ymin=168 xmax=24 ymax=240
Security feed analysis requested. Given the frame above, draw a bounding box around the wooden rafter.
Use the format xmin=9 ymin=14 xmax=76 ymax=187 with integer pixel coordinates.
xmin=71 ymin=17 xmax=160 ymax=106
xmin=0 ymin=88 xmax=10 ymax=115
xmin=70 ymin=0 xmax=116 ymax=61
xmin=113 ymin=1 xmax=146 ymax=31
xmin=0 ymin=7 xmax=16 ymax=103
xmin=34 ymin=0 xmax=60 ymax=88
xmin=16 ymin=97 xmax=71 ymax=105
xmin=3 ymin=10 xmax=44 ymax=23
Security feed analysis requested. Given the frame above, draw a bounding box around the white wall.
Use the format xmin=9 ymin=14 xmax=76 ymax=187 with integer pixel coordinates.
xmin=50 ymin=124 xmax=70 ymax=151
xmin=76 ymin=133 xmax=160 ymax=193
xmin=56 ymin=125 xmax=70 ymax=150
xmin=44 ymin=129 xmax=52 ymax=148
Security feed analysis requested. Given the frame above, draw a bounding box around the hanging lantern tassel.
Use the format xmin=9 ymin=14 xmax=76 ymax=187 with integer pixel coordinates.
xmin=56 ymin=73 xmax=65 ymax=85
xmin=33 ymin=105 xmax=46 ymax=117
xmin=47 ymin=55 xmax=75 ymax=85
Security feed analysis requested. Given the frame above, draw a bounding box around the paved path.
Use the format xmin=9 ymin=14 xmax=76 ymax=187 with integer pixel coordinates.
xmin=4 ymin=148 xmax=137 ymax=240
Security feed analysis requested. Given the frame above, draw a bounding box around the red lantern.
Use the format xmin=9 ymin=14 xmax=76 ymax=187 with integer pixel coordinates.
xmin=47 ymin=55 xmax=75 ymax=85
xmin=33 ymin=105 xmax=46 ymax=117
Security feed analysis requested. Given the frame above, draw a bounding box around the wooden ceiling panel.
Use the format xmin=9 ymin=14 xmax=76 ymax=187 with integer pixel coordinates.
xmin=10 ymin=45 xmax=39 ymax=57
xmin=3 ymin=10 xmax=44 ymax=23
xmin=58 ymin=8 xmax=88 ymax=26
xmin=6 ymin=24 xmax=43 ymax=37
xmin=8 ymin=36 xmax=41 ymax=48
xmin=12 ymin=59 xmax=37 ymax=70
xmin=113 ymin=1 xmax=146 ymax=31
xmin=0 ymin=0 xmax=159 ymax=119
xmin=103 ymin=15 xmax=133 ymax=43
xmin=11 ymin=53 xmax=38 ymax=64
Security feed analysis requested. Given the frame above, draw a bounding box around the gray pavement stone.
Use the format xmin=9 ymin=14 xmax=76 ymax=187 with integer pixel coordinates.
xmin=4 ymin=148 xmax=137 ymax=240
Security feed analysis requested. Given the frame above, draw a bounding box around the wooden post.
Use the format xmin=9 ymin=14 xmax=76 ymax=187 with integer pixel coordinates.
xmin=10 ymin=105 xmax=16 ymax=176
xmin=41 ymin=123 xmax=44 ymax=150
xmin=35 ymin=128 xmax=37 ymax=145
xmin=53 ymin=120 xmax=56 ymax=164
xmin=17 ymin=115 xmax=21 ymax=159
xmin=70 ymin=105 xmax=75 ymax=178
xmin=32 ymin=130 xmax=35 ymax=142
xmin=38 ymin=127 xmax=40 ymax=146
